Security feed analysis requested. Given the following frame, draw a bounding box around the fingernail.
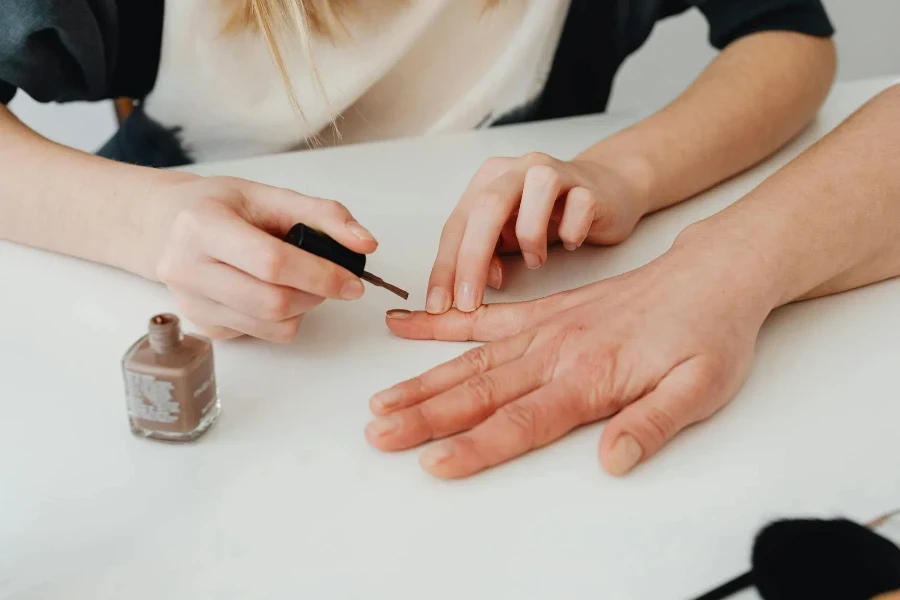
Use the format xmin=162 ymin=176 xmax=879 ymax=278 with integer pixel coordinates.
xmin=345 ymin=220 xmax=376 ymax=242
xmin=425 ymin=288 xmax=449 ymax=314
xmin=488 ymin=264 xmax=503 ymax=289
xmin=563 ymin=243 xmax=578 ymax=252
xmin=341 ymin=279 xmax=365 ymax=300
xmin=372 ymin=389 xmax=403 ymax=411
xmin=523 ymin=252 xmax=542 ymax=269
xmin=607 ymin=434 xmax=643 ymax=476
xmin=386 ymin=309 xmax=411 ymax=319
xmin=456 ymin=282 xmax=476 ymax=312
xmin=420 ymin=444 xmax=454 ymax=468
xmin=367 ymin=415 xmax=401 ymax=437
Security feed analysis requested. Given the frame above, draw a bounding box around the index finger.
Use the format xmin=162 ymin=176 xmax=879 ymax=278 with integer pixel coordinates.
xmin=201 ymin=209 xmax=364 ymax=300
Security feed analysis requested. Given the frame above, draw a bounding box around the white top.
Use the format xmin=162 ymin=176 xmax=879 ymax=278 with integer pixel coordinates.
xmin=2 ymin=77 xmax=900 ymax=599
xmin=144 ymin=0 xmax=572 ymax=162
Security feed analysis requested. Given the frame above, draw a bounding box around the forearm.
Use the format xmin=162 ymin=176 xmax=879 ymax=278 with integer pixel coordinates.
xmin=576 ymin=31 xmax=836 ymax=214
xmin=678 ymin=84 xmax=900 ymax=310
xmin=0 ymin=105 xmax=191 ymax=279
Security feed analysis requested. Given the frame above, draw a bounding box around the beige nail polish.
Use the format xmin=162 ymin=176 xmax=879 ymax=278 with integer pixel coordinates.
xmin=122 ymin=314 xmax=220 ymax=442
xmin=608 ymin=434 xmax=643 ymax=475
xmin=420 ymin=444 xmax=454 ymax=468
xmin=456 ymin=283 xmax=476 ymax=312
xmin=425 ymin=288 xmax=448 ymax=314
xmin=386 ymin=309 xmax=412 ymax=319
xmin=489 ymin=264 xmax=503 ymax=288
xmin=522 ymin=252 xmax=543 ymax=269
xmin=368 ymin=415 xmax=401 ymax=437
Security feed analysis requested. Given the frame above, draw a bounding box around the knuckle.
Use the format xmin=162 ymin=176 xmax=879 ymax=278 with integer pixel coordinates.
xmin=257 ymin=246 xmax=286 ymax=282
xmin=170 ymin=206 xmax=205 ymax=240
xmin=460 ymin=345 xmax=492 ymax=374
xmin=496 ymin=402 xmax=537 ymax=446
xmin=209 ymin=175 xmax=241 ymax=188
xmin=272 ymin=317 xmax=303 ymax=343
xmin=154 ymin=256 xmax=180 ymax=283
xmin=526 ymin=164 xmax=561 ymax=187
xmin=326 ymin=199 xmax=350 ymax=219
xmin=523 ymin=151 xmax=553 ymax=167
xmin=479 ymin=156 xmax=510 ymax=176
xmin=642 ymin=406 xmax=678 ymax=444
xmin=460 ymin=375 xmax=499 ymax=415
xmin=260 ymin=288 xmax=293 ymax=321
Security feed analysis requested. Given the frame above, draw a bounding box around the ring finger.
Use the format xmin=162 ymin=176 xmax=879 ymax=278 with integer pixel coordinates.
xmin=176 ymin=262 xmax=324 ymax=321
xmin=172 ymin=289 xmax=306 ymax=343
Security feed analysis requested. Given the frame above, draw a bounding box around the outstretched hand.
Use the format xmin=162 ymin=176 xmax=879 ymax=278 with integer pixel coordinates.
xmin=366 ymin=245 xmax=775 ymax=478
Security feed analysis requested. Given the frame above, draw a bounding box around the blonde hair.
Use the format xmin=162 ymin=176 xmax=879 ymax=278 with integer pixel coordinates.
xmin=226 ymin=0 xmax=499 ymax=137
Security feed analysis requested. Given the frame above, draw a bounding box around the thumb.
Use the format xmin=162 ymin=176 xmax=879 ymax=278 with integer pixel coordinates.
xmin=385 ymin=292 xmax=573 ymax=342
xmin=599 ymin=357 xmax=725 ymax=476
xmin=238 ymin=179 xmax=378 ymax=254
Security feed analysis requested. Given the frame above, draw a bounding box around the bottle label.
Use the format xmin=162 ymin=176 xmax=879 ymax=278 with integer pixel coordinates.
xmin=195 ymin=372 xmax=217 ymax=416
xmin=124 ymin=371 xmax=181 ymax=424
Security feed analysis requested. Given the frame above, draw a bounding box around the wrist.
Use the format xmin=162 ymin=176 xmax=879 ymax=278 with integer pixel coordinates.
xmin=125 ymin=168 xmax=200 ymax=281
xmin=665 ymin=218 xmax=789 ymax=321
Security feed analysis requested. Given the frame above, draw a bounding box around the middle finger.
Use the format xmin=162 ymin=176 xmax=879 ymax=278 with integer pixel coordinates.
xmin=365 ymin=351 xmax=547 ymax=451
xmin=177 ymin=261 xmax=323 ymax=321
xmin=454 ymin=170 xmax=526 ymax=312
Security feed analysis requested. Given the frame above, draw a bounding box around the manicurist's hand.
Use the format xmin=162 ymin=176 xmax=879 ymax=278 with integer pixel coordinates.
xmin=367 ymin=236 xmax=778 ymax=478
xmin=152 ymin=176 xmax=378 ymax=342
xmin=425 ymin=152 xmax=651 ymax=314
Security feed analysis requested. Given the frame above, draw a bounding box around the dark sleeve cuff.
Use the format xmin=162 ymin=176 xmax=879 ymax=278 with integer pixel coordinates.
xmin=696 ymin=0 xmax=835 ymax=49
xmin=0 ymin=81 xmax=15 ymax=104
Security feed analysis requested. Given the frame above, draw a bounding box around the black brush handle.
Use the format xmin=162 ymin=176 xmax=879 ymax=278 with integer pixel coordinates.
xmin=284 ymin=223 xmax=366 ymax=277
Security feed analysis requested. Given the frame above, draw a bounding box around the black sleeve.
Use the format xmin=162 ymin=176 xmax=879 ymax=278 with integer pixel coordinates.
xmin=691 ymin=0 xmax=835 ymax=49
xmin=0 ymin=0 xmax=163 ymax=105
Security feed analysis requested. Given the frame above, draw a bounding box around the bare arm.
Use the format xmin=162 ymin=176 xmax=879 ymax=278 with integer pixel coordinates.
xmin=427 ymin=30 xmax=837 ymax=314
xmin=0 ymin=105 xmax=191 ymax=279
xmin=0 ymin=105 xmax=382 ymax=343
xmin=679 ymin=83 xmax=900 ymax=309
xmin=577 ymin=31 xmax=837 ymax=214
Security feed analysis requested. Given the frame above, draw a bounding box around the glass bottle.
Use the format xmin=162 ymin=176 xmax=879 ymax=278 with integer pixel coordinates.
xmin=121 ymin=313 xmax=220 ymax=442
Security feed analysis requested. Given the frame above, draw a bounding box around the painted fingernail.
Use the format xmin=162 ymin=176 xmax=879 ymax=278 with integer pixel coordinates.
xmin=341 ymin=279 xmax=365 ymax=300
xmin=426 ymin=288 xmax=449 ymax=314
xmin=456 ymin=283 xmax=476 ymax=312
xmin=367 ymin=415 xmax=402 ymax=437
xmin=345 ymin=220 xmax=376 ymax=242
xmin=386 ymin=309 xmax=412 ymax=320
xmin=563 ymin=243 xmax=578 ymax=252
xmin=372 ymin=389 xmax=404 ymax=411
xmin=523 ymin=252 xmax=542 ymax=269
xmin=420 ymin=444 xmax=454 ymax=469
xmin=607 ymin=434 xmax=643 ymax=476
xmin=488 ymin=264 xmax=503 ymax=289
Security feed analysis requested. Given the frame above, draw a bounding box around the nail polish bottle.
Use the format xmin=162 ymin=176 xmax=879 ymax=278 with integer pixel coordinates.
xmin=122 ymin=314 xmax=220 ymax=442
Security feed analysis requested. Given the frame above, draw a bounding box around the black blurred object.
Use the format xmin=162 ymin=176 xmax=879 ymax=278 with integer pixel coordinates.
xmin=694 ymin=518 xmax=900 ymax=600
xmin=283 ymin=223 xmax=408 ymax=300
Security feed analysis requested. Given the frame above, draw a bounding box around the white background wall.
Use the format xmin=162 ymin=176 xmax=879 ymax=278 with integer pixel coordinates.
xmin=9 ymin=0 xmax=900 ymax=153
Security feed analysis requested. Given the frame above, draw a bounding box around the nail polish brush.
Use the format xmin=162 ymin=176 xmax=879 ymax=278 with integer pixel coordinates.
xmin=284 ymin=223 xmax=409 ymax=300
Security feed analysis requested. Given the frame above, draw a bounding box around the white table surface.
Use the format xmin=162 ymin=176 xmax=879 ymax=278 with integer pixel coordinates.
xmin=2 ymin=75 xmax=900 ymax=600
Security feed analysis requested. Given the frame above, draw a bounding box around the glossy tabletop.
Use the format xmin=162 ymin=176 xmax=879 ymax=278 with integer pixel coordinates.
xmin=2 ymin=76 xmax=899 ymax=599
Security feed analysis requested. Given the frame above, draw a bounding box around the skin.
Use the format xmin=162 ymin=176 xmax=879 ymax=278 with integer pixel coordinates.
xmin=0 ymin=106 xmax=377 ymax=341
xmin=0 ymin=30 xmax=834 ymax=342
xmin=368 ymin=83 xmax=900 ymax=479
xmin=427 ymin=31 xmax=837 ymax=313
